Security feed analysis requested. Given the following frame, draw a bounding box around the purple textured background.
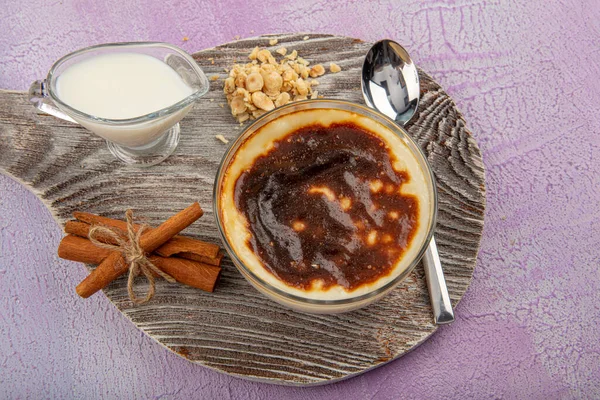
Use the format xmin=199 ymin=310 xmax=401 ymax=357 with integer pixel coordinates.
xmin=1 ymin=0 xmax=599 ymax=398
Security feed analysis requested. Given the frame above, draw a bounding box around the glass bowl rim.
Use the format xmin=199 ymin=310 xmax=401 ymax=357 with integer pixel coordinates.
xmin=213 ymin=99 xmax=438 ymax=306
xmin=46 ymin=41 xmax=209 ymax=125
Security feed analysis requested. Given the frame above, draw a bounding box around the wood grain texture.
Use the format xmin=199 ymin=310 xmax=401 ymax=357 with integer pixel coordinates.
xmin=0 ymin=33 xmax=485 ymax=385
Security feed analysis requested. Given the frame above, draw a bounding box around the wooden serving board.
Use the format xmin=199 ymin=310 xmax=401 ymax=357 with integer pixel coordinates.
xmin=0 ymin=34 xmax=485 ymax=385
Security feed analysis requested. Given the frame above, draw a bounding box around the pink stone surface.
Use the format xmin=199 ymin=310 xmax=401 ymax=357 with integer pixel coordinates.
xmin=1 ymin=0 xmax=600 ymax=398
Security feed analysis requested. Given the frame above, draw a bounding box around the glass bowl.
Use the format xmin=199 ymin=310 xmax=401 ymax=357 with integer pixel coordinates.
xmin=214 ymin=100 xmax=437 ymax=313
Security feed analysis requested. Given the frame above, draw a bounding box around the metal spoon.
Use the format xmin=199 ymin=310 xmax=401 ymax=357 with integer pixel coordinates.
xmin=361 ymin=39 xmax=455 ymax=324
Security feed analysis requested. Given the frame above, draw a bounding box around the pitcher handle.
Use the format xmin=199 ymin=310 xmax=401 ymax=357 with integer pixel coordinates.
xmin=29 ymin=79 xmax=77 ymax=123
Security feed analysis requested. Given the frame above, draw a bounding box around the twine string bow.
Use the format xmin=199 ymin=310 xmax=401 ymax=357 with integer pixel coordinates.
xmin=88 ymin=210 xmax=175 ymax=304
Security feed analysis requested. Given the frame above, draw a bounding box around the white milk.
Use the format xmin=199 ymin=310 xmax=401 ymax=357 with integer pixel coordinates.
xmin=55 ymin=53 xmax=195 ymax=147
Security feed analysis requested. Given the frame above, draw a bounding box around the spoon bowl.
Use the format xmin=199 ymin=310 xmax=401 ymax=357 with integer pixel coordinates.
xmin=361 ymin=40 xmax=420 ymax=125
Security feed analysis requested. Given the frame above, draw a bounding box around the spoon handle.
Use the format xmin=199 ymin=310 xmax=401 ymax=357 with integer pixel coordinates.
xmin=422 ymin=236 xmax=455 ymax=324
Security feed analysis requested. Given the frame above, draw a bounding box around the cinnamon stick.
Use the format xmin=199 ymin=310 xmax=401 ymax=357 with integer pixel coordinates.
xmin=176 ymin=251 xmax=224 ymax=266
xmin=58 ymin=234 xmax=113 ymax=263
xmin=66 ymin=219 xmax=223 ymax=267
xmin=153 ymin=235 xmax=219 ymax=260
xmin=65 ymin=221 xmax=125 ymax=245
xmin=59 ymin=235 xmax=220 ymax=293
xmin=75 ymin=202 xmax=204 ymax=298
xmin=72 ymin=212 xmax=221 ymax=263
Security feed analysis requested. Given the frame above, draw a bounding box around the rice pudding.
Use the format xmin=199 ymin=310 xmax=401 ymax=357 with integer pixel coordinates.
xmin=218 ymin=107 xmax=433 ymax=302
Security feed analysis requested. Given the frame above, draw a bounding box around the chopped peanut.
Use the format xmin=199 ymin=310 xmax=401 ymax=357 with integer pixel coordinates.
xmin=274 ymin=92 xmax=291 ymax=107
xmin=298 ymin=65 xmax=309 ymax=79
xmin=215 ymin=135 xmax=229 ymax=144
xmin=223 ymin=46 xmax=339 ymax=122
xmin=246 ymin=72 xmax=264 ymax=92
xmin=230 ymin=96 xmax=247 ymax=115
xmin=252 ymin=109 xmax=267 ymax=118
xmin=263 ymin=71 xmax=283 ymax=95
xmin=330 ymin=62 xmax=342 ymax=73
xmin=248 ymin=46 xmax=259 ymax=60
xmin=282 ymin=69 xmax=298 ymax=82
xmin=234 ymin=87 xmax=251 ymax=102
xmin=251 ymin=92 xmax=275 ymax=111
xmin=234 ymin=72 xmax=247 ymax=88
xmin=261 ymin=63 xmax=276 ymax=73
xmin=257 ymin=49 xmax=272 ymax=63
xmin=285 ymin=50 xmax=298 ymax=60
xmin=295 ymin=78 xmax=308 ymax=96
xmin=309 ymin=64 xmax=325 ymax=77
xmin=223 ymin=77 xmax=235 ymax=94
xmin=237 ymin=113 xmax=250 ymax=122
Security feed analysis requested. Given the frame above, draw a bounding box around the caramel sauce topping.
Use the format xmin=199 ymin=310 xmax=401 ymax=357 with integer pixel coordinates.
xmin=234 ymin=122 xmax=419 ymax=291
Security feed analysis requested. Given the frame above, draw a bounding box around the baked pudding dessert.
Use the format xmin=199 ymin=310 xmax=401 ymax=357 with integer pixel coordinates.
xmin=215 ymin=101 xmax=436 ymax=312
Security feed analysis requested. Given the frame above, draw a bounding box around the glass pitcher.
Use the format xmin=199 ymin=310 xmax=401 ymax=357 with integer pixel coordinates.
xmin=29 ymin=42 xmax=209 ymax=166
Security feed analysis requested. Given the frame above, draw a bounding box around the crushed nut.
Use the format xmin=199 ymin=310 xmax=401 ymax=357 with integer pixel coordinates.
xmin=234 ymin=72 xmax=247 ymax=88
xmin=297 ymin=57 xmax=310 ymax=66
xmin=263 ymin=71 xmax=283 ymax=95
xmin=330 ymin=62 xmax=342 ymax=73
xmin=215 ymin=134 xmax=229 ymax=144
xmin=275 ymin=92 xmax=291 ymax=107
xmin=230 ymin=96 xmax=247 ymax=115
xmin=257 ymin=49 xmax=273 ymax=63
xmin=269 ymin=38 xmax=278 ymax=46
xmin=252 ymin=109 xmax=267 ymax=119
xmin=224 ymin=77 xmax=235 ymax=94
xmin=295 ymin=78 xmax=308 ymax=96
xmin=246 ymin=72 xmax=264 ymax=92
xmin=282 ymin=69 xmax=298 ymax=82
xmin=248 ymin=46 xmax=259 ymax=60
xmin=210 ymin=75 xmax=220 ymax=81
xmin=223 ymin=46 xmax=338 ymax=122
xmin=285 ymin=50 xmax=298 ymax=60
xmin=251 ymin=91 xmax=275 ymax=111
xmin=309 ymin=64 xmax=325 ymax=77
